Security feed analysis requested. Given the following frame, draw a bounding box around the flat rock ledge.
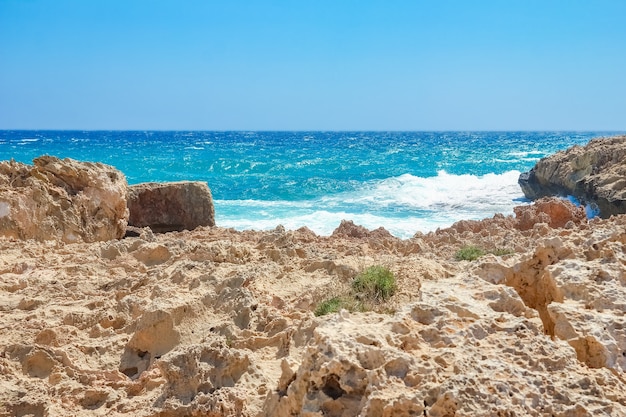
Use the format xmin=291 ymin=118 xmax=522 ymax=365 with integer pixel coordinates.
xmin=519 ymin=135 xmax=626 ymax=217
xmin=0 ymin=156 xmax=128 ymax=242
xmin=128 ymin=181 xmax=215 ymax=233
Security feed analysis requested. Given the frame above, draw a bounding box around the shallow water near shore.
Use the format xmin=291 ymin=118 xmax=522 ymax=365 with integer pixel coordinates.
xmin=1 ymin=131 xmax=622 ymax=238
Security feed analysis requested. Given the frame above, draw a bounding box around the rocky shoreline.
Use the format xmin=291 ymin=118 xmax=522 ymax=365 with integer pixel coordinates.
xmin=519 ymin=135 xmax=626 ymax=217
xmin=1 ymin=138 xmax=626 ymax=416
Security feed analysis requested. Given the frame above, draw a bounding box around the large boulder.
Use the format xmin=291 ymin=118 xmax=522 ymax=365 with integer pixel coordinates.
xmin=513 ymin=197 xmax=587 ymax=230
xmin=128 ymin=181 xmax=215 ymax=233
xmin=0 ymin=156 xmax=128 ymax=243
xmin=518 ymin=135 xmax=626 ymax=217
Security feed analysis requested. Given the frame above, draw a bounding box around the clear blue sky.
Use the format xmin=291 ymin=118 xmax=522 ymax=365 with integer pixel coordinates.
xmin=1 ymin=0 xmax=625 ymax=130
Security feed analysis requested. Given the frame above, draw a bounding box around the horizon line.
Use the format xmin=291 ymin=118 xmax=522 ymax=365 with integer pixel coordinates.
xmin=2 ymin=129 xmax=626 ymax=133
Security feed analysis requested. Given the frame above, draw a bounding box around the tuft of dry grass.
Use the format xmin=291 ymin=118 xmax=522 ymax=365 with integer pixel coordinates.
xmin=315 ymin=265 xmax=397 ymax=316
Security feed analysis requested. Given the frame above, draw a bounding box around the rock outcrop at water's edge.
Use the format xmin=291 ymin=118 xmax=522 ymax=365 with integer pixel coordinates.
xmin=128 ymin=181 xmax=215 ymax=233
xmin=0 ymin=156 xmax=128 ymax=242
xmin=518 ymin=135 xmax=626 ymax=217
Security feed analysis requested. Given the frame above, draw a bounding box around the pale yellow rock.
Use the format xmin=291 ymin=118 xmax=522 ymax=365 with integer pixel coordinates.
xmin=0 ymin=156 xmax=128 ymax=242
xmin=0 ymin=210 xmax=625 ymax=416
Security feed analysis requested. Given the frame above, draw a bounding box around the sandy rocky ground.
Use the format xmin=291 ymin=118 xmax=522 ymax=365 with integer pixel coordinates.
xmin=1 ymin=143 xmax=626 ymax=417
xmin=1 ymin=200 xmax=625 ymax=416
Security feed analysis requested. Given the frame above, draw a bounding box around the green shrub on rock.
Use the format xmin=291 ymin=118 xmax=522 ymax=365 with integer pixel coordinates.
xmin=455 ymin=245 xmax=486 ymax=261
xmin=314 ymin=265 xmax=398 ymax=316
xmin=314 ymin=297 xmax=345 ymax=316
xmin=455 ymin=245 xmax=515 ymax=261
xmin=352 ymin=265 xmax=397 ymax=301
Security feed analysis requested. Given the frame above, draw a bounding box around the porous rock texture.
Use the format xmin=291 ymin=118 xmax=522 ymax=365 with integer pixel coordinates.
xmin=1 ymin=203 xmax=625 ymax=416
xmin=128 ymin=181 xmax=215 ymax=233
xmin=0 ymin=156 xmax=128 ymax=242
xmin=519 ymin=135 xmax=626 ymax=217
xmin=513 ymin=196 xmax=587 ymax=230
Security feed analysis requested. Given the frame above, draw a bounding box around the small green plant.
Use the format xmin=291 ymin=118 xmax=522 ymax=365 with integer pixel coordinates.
xmin=314 ymin=266 xmax=398 ymax=316
xmin=352 ymin=265 xmax=397 ymax=301
xmin=314 ymin=296 xmax=367 ymax=316
xmin=314 ymin=297 xmax=345 ymax=316
xmin=455 ymin=245 xmax=486 ymax=261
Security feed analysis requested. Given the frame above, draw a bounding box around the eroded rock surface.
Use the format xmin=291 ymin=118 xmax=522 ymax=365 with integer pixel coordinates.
xmin=128 ymin=181 xmax=215 ymax=233
xmin=513 ymin=197 xmax=587 ymax=230
xmin=0 ymin=156 xmax=128 ymax=242
xmin=519 ymin=135 xmax=626 ymax=217
xmin=1 ymin=206 xmax=625 ymax=416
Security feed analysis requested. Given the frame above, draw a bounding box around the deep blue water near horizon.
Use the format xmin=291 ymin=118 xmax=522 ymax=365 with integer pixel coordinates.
xmin=1 ymin=131 xmax=622 ymax=238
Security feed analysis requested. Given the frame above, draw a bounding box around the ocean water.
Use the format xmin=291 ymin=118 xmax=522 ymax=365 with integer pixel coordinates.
xmin=1 ymin=131 xmax=622 ymax=238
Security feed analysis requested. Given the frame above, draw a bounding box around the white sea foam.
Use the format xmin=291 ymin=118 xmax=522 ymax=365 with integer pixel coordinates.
xmin=507 ymin=150 xmax=544 ymax=157
xmin=217 ymin=210 xmax=441 ymax=238
xmin=16 ymin=138 xmax=39 ymax=146
xmin=215 ymin=170 xmax=528 ymax=239
xmin=336 ymin=170 xmax=523 ymax=210
xmin=493 ymin=158 xmax=539 ymax=163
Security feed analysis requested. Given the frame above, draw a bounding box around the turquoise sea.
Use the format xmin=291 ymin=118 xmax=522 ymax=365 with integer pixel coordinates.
xmin=1 ymin=131 xmax=622 ymax=238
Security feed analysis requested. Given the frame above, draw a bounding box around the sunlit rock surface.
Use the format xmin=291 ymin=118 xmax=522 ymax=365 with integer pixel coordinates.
xmin=1 ymin=205 xmax=625 ymax=416
xmin=519 ymin=135 xmax=626 ymax=217
xmin=0 ymin=156 xmax=128 ymax=242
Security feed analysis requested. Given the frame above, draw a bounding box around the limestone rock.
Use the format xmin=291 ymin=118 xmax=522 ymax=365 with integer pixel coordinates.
xmin=513 ymin=197 xmax=586 ymax=230
xmin=128 ymin=181 xmax=215 ymax=233
xmin=266 ymin=272 xmax=625 ymax=416
xmin=1 ymin=204 xmax=625 ymax=416
xmin=519 ymin=135 xmax=626 ymax=217
xmin=332 ymin=220 xmax=401 ymax=251
xmin=332 ymin=220 xmax=395 ymax=240
xmin=0 ymin=156 xmax=128 ymax=242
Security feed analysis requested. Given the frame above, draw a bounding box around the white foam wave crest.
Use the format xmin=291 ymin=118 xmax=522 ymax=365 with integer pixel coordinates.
xmin=217 ymin=210 xmax=422 ymax=238
xmin=343 ymin=170 xmax=523 ymax=210
xmin=215 ymin=170 xmax=528 ymax=239
xmin=508 ymin=150 xmax=544 ymax=157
